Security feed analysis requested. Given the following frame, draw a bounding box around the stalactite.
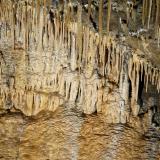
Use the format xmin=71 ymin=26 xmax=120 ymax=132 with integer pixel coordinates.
xmin=148 ymin=65 xmax=152 ymax=82
xmin=0 ymin=0 xmax=2 ymax=21
xmin=107 ymin=0 xmax=111 ymax=34
xmin=135 ymin=62 xmax=140 ymax=101
xmin=57 ymin=12 xmax=61 ymax=40
xmin=43 ymin=0 xmax=47 ymax=32
xmin=159 ymin=72 xmax=160 ymax=93
xmin=117 ymin=46 xmax=121 ymax=79
xmin=128 ymin=57 xmax=133 ymax=81
xmin=123 ymin=71 xmax=129 ymax=105
xmin=142 ymin=0 xmax=146 ymax=26
xmin=3 ymin=4 xmax=6 ymax=38
xmin=88 ymin=0 xmax=92 ymax=23
xmin=147 ymin=0 xmax=152 ymax=29
xmin=153 ymin=69 xmax=157 ymax=85
xmin=154 ymin=69 xmax=157 ymax=85
xmin=106 ymin=38 xmax=111 ymax=75
xmin=155 ymin=0 xmax=160 ymax=34
xmin=102 ymin=36 xmax=107 ymax=75
xmin=145 ymin=64 xmax=149 ymax=92
xmin=151 ymin=0 xmax=156 ymax=23
xmin=140 ymin=61 xmax=144 ymax=82
xmin=67 ymin=28 xmax=70 ymax=53
xmin=16 ymin=4 xmax=19 ymax=40
xmin=13 ymin=2 xmax=16 ymax=49
xmin=65 ymin=2 xmax=71 ymax=26
xmin=158 ymin=27 xmax=160 ymax=47
xmin=54 ymin=16 xmax=58 ymax=46
xmin=157 ymin=73 xmax=160 ymax=92
xmin=28 ymin=5 xmax=32 ymax=50
xmin=146 ymin=0 xmax=149 ymax=28
xmin=33 ymin=2 xmax=37 ymax=39
xmin=131 ymin=62 xmax=136 ymax=108
xmin=77 ymin=4 xmax=82 ymax=70
xmin=85 ymin=27 xmax=90 ymax=66
xmin=31 ymin=0 xmax=34 ymax=19
xmin=98 ymin=0 xmax=103 ymax=35
xmin=156 ymin=71 xmax=158 ymax=91
xmin=36 ymin=0 xmax=41 ymax=38
xmin=98 ymin=37 xmax=103 ymax=68
xmin=111 ymin=42 xmax=115 ymax=72
xmin=152 ymin=68 xmax=155 ymax=85
xmin=82 ymin=27 xmax=85 ymax=61
xmin=60 ymin=21 xmax=63 ymax=46
xmin=119 ymin=55 xmax=124 ymax=94
xmin=126 ymin=1 xmax=133 ymax=26
xmin=25 ymin=1 xmax=28 ymax=50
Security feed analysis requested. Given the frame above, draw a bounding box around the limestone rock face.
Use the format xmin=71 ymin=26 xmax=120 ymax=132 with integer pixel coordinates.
xmin=0 ymin=0 xmax=159 ymax=122
xmin=0 ymin=0 xmax=160 ymax=159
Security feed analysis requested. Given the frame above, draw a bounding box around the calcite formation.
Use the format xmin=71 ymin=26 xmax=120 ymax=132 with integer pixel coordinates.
xmin=0 ymin=0 xmax=160 ymax=160
xmin=0 ymin=0 xmax=160 ymax=125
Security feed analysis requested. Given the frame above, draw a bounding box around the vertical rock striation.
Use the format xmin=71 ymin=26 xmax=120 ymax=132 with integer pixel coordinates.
xmin=0 ymin=0 xmax=159 ymax=125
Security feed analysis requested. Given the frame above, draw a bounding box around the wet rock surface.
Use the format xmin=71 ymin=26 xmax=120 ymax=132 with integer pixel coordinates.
xmin=0 ymin=106 xmax=160 ymax=160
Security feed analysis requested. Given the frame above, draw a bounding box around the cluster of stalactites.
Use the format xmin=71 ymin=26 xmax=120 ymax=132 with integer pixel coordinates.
xmin=96 ymin=0 xmax=111 ymax=35
xmin=142 ymin=0 xmax=160 ymax=31
xmin=129 ymin=53 xmax=160 ymax=106
xmin=0 ymin=0 xmax=160 ymax=112
xmin=142 ymin=0 xmax=160 ymax=46
xmin=0 ymin=87 xmax=63 ymax=116
xmin=0 ymin=0 xmax=118 ymax=76
xmin=0 ymin=0 xmax=52 ymax=50
xmin=127 ymin=0 xmax=160 ymax=46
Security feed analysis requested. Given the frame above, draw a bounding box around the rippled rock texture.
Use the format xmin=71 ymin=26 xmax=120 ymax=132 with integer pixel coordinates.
xmin=0 ymin=106 xmax=160 ymax=160
xmin=0 ymin=0 xmax=160 ymax=159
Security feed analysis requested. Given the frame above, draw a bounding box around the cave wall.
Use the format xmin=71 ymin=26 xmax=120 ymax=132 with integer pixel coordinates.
xmin=0 ymin=1 xmax=160 ymax=160
xmin=0 ymin=0 xmax=160 ymax=125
